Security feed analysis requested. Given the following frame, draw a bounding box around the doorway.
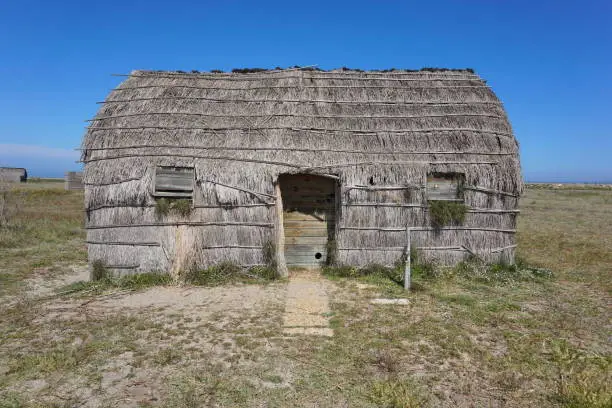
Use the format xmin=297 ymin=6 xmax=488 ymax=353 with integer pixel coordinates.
xmin=279 ymin=174 xmax=337 ymax=268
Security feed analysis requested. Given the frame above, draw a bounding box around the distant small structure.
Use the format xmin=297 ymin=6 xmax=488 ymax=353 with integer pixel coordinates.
xmin=0 ymin=167 xmax=27 ymax=183
xmin=64 ymin=171 xmax=84 ymax=190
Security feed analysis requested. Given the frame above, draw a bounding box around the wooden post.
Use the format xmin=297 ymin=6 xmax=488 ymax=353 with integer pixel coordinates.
xmin=404 ymin=227 xmax=411 ymax=291
xmin=274 ymin=183 xmax=289 ymax=278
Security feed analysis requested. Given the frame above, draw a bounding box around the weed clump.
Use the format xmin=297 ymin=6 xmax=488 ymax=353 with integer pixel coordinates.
xmin=155 ymin=198 xmax=171 ymax=217
xmin=323 ymin=262 xmax=404 ymax=286
xmin=428 ymin=200 xmax=467 ymax=228
xmin=326 ymin=239 xmax=338 ymax=266
xmin=172 ymin=199 xmax=192 ymax=217
xmin=262 ymin=240 xmax=277 ymax=273
xmin=454 ymin=257 xmax=553 ymax=284
xmin=184 ymin=261 xmax=277 ymax=286
xmin=155 ymin=198 xmax=192 ymax=218
xmin=550 ymin=339 xmax=611 ymax=408
xmin=61 ymin=271 xmax=173 ymax=296
xmin=369 ymin=379 xmax=428 ymax=408
xmin=154 ymin=348 xmax=182 ymax=366
xmin=91 ymin=259 xmax=109 ymax=281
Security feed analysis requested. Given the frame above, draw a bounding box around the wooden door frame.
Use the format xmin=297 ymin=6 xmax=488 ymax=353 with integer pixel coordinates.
xmin=274 ymin=173 xmax=340 ymax=277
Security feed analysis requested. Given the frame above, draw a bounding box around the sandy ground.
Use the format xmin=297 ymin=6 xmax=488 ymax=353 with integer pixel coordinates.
xmin=283 ymin=270 xmax=333 ymax=337
xmin=25 ymin=264 xmax=90 ymax=298
xmin=3 ymin=266 xmax=335 ymax=406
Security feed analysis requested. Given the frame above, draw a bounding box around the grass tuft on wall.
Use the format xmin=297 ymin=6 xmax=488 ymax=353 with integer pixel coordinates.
xmin=428 ymin=200 xmax=468 ymax=228
xmin=155 ymin=198 xmax=192 ymax=218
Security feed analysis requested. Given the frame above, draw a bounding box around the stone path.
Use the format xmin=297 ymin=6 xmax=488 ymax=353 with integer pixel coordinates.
xmin=282 ymin=270 xmax=333 ymax=337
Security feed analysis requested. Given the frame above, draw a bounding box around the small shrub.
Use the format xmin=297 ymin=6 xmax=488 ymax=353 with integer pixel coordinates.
xmin=262 ymin=240 xmax=277 ymax=272
xmin=172 ymin=199 xmax=192 ymax=217
xmin=184 ymin=261 xmax=277 ymax=286
xmin=155 ymin=198 xmax=192 ymax=218
xmin=154 ymin=348 xmax=182 ymax=366
xmin=91 ymin=260 xmax=110 ymax=281
xmin=184 ymin=261 xmax=242 ymax=286
xmin=371 ymin=349 xmax=400 ymax=374
xmin=326 ymin=240 xmax=338 ymax=266
xmin=428 ymin=200 xmax=467 ymax=228
xmin=454 ymin=257 xmax=553 ymax=285
xmin=323 ymin=263 xmax=406 ymax=286
xmin=61 ymin=271 xmax=171 ymax=295
xmin=550 ymin=339 xmax=611 ymax=408
xmin=249 ymin=265 xmax=277 ymax=280
xmin=369 ymin=379 xmax=428 ymax=408
xmin=155 ymin=198 xmax=171 ymax=217
xmin=322 ymin=265 xmax=360 ymax=278
xmin=231 ymin=67 xmax=268 ymax=74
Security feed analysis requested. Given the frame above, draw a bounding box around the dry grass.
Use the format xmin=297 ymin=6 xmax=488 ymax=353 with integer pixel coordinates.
xmin=0 ymin=183 xmax=85 ymax=296
xmin=0 ymin=184 xmax=610 ymax=407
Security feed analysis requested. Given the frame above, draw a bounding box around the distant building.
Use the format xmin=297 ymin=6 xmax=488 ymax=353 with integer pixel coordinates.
xmin=64 ymin=171 xmax=84 ymax=190
xmin=0 ymin=167 xmax=27 ymax=183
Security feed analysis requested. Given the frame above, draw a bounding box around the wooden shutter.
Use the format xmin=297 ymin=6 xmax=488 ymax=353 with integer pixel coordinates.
xmin=154 ymin=167 xmax=194 ymax=198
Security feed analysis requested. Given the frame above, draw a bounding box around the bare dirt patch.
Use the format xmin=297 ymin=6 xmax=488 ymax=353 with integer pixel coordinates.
xmin=25 ymin=263 xmax=89 ymax=298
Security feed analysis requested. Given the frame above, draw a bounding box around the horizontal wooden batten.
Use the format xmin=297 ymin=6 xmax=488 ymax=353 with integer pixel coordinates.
xmin=106 ymin=264 xmax=140 ymax=269
xmin=86 ymin=221 xmax=274 ymax=230
xmin=284 ymin=236 xmax=329 ymax=245
xmin=83 ymin=155 xmax=501 ymax=172
xmin=302 ymin=160 xmax=499 ymax=171
xmin=86 ymin=203 xmax=275 ymax=211
xmin=83 ymin=177 xmax=143 ymax=186
xmin=345 ymin=185 xmax=424 ymax=191
xmin=81 ymin=144 xmax=515 ymax=157
xmin=464 ymin=186 xmax=519 ymax=197
xmin=338 ymin=246 xmax=468 ymax=252
xmin=200 ymin=245 xmax=264 ymax=249
xmin=283 ymin=213 xmax=333 ymax=222
xmin=338 ymin=245 xmax=515 ymax=253
xmin=99 ymin=97 xmax=501 ymax=106
xmin=111 ymin=84 xmax=492 ymax=92
xmin=86 ymin=241 xmax=160 ymax=246
xmin=490 ymin=244 xmax=517 ymax=253
xmin=202 ymin=178 xmax=275 ymax=200
xmin=339 ymin=226 xmax=516 ymax=233
xmin=86 ymin=125 xmax=514 ymax=139
xmin=89 ymin=112 xmax=506 ymax=122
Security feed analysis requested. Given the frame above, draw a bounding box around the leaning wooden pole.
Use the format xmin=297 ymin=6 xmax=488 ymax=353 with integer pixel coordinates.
xmin=404 ymin=227 xmax=411 ymax=290
xmin=274 ymin=183 xmax=289 ymax=278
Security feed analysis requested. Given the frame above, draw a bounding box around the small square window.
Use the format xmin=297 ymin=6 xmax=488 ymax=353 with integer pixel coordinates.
xmin=426 ymin=172 xmax=465 ymax=201
xmin=154 ymin=166 xmax=194 ymax=198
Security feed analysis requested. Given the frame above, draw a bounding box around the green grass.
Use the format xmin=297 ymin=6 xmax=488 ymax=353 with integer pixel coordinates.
xmin=183 ymin=261 xmax=277 ymax=286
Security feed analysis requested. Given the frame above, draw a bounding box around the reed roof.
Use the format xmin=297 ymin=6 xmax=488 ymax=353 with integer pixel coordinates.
xmin=83 ymin=67 xmax=520 ymax=193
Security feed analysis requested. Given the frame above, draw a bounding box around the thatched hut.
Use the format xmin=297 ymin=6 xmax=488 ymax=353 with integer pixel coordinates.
xmin=82 ymin=68 xmax=522 ymax=277
xmin=0 ymin=167 xmax=27 ymax=183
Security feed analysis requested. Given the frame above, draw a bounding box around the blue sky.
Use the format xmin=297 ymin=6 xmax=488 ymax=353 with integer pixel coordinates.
xmin=0 ymin=0 xmax=610 ymax=181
